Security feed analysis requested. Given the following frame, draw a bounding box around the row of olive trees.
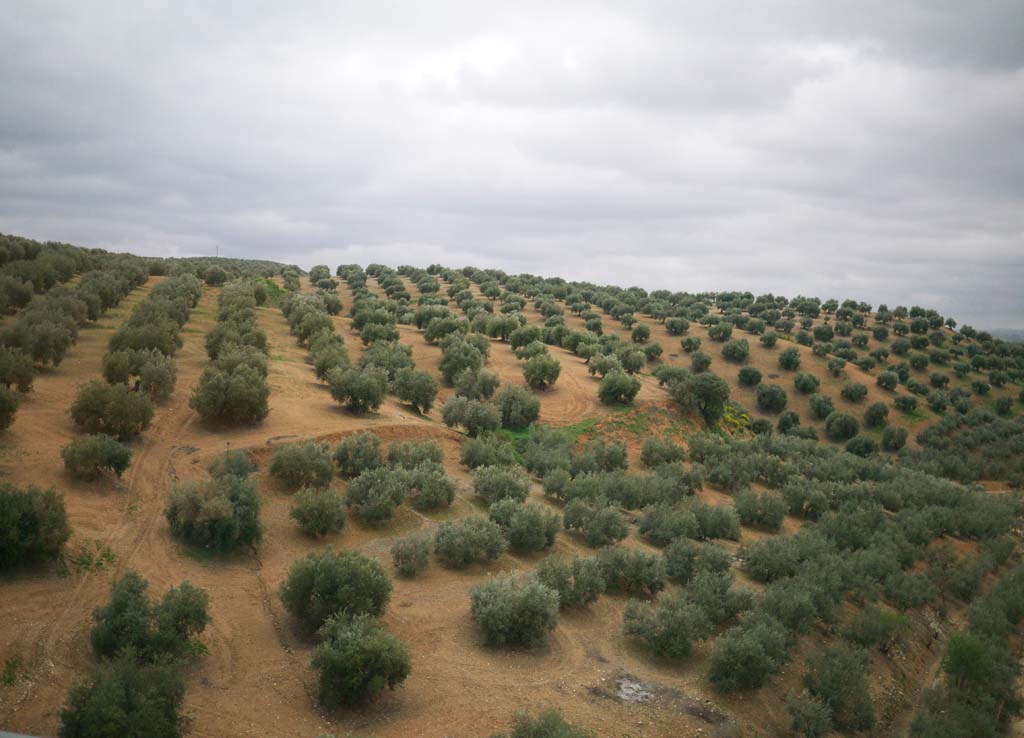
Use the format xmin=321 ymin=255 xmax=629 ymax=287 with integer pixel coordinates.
xmin=1 ymin=257 xmax=151 ymax=431
xmin=190 ymin=280 xmax=271 ymax=425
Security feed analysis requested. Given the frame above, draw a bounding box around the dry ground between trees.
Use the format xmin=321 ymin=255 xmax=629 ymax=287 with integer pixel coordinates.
xmin=0 ymin=275 xmax=984 ymax=738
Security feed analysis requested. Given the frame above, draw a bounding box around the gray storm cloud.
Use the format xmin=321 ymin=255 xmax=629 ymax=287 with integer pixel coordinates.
xmin=1 ymin=0 xmax=1022 ymax=328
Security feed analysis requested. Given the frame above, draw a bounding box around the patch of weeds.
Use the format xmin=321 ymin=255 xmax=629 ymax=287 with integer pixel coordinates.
xmin=3 ymin=657 xmax=21 ymax=686
xmin=66 ymin=541 xmax=116 ymax=574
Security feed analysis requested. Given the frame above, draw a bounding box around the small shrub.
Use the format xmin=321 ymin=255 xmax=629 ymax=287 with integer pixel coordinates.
xmin=435 ymin=516 xmax=508 ymax=568
xmin=270 ymin=441 xmax=333 ymax=489
xmin=289 ymin=487 xmax=345 ymax=536
xmin=279 ymin=547 xmax=391 ymax=630
xmin=207 ymin=450 xmax=256 ymax=479
xmin=391 ymin=535 xmax=431 ymax=577
xmin=62 ymin=434 xmax=131 ymax=480
xmin=470 ymin=575 xmax=560 ymax=647
xmin=312 ymin=614 xmax=410 ymax=707
xmin=489 ymin=709 xmax=595 ymax=738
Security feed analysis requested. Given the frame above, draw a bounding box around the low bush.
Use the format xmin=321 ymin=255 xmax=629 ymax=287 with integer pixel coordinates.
xmin=207 ymin=450 xmax=256 ymax=479
xmin=489 ymin=709 xmax=595 ymax=738
xmin=269 ymin=441 xmax=333 ymax=489
xmin=279 ymin=547 xmax=391 ymax=630
xmin=391 ymin=535 xmax=431 ymax=577
xmin=470 ymin=575 xmax=560 ymax=647
xmin=289 ymin=487 xmax=345 ymax=536
xmin=434 ymin=516 xmax=508 ymax=568
xmin=0 ymin=484 xmax=70 ymax=570
xmin=62 ymin=434 xmax=132 ymax=480
xmin=312 ymin=614 xmax=410 ymax=707
xmin=164 ymin=476 xmax=262 ymax=552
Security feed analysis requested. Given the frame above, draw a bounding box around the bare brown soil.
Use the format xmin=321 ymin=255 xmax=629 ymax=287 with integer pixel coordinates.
xmin=0 ymin=276 xmax=986 ymax=738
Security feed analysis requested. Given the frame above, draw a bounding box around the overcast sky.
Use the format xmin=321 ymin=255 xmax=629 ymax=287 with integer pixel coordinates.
xmin=1 ymin=2 xmax=1022 ymax=328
